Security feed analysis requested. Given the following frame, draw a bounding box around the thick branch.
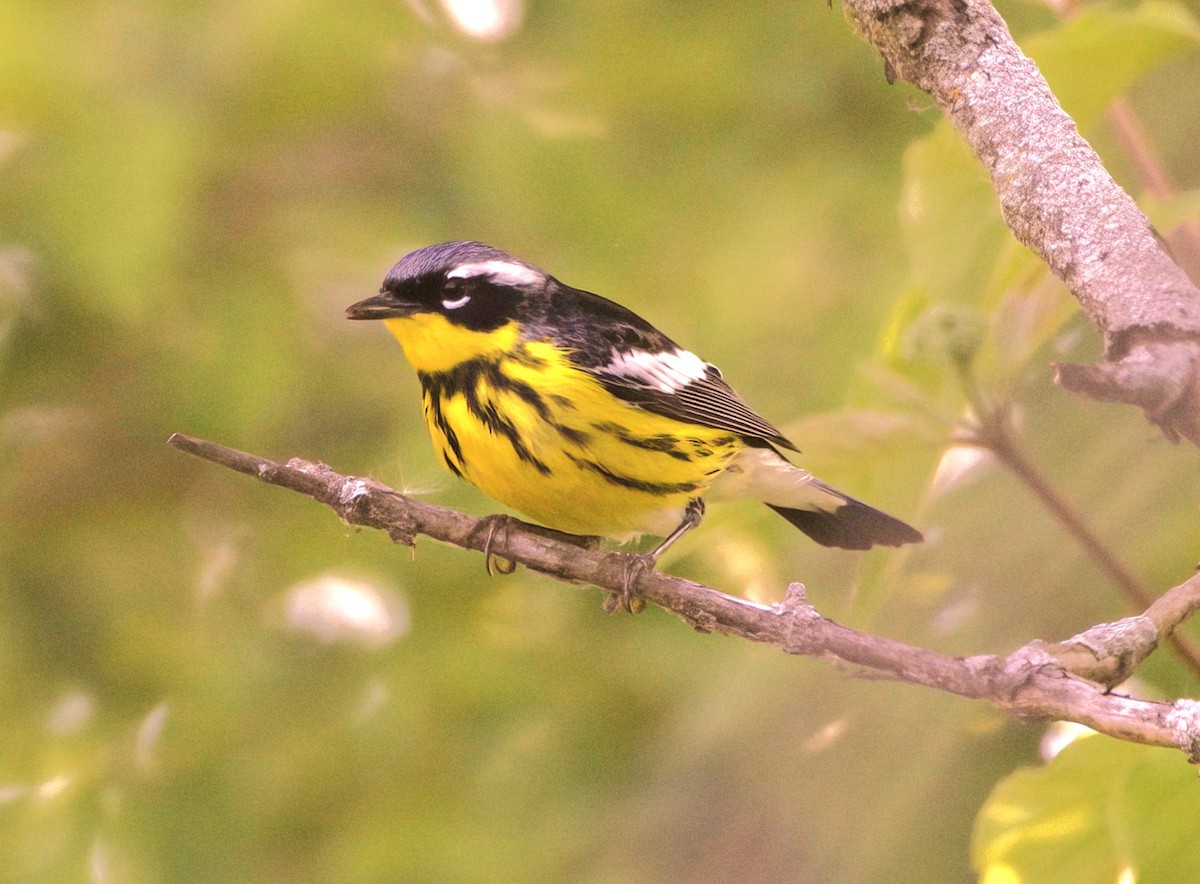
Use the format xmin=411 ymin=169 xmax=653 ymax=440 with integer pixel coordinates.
xmin=844 ymin=0 xmax=1200 ymax=444
xmin=169 ymin=433 xmax=1200 ymax=761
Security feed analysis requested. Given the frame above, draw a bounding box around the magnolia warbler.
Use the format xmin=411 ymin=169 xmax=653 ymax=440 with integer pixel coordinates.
xmin=347 ymin=242 xmax=920 ymax=593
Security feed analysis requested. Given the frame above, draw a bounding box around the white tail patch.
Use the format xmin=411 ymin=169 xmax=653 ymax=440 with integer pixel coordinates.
xmin=710 ymin=447 xmax=846 ymax=513
xmin=603 ymin=347 xmax=708 ymax=393
xmin=446 ymin=260 xmax=544 ymax=287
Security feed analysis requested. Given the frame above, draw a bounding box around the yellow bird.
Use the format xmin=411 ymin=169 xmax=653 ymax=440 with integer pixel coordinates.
xmin=347 ymin=242 xmax=920 ymax=595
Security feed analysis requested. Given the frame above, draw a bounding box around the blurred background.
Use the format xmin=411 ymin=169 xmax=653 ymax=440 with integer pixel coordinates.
xmin=2 ymin=0 xmax=1200 ymax=880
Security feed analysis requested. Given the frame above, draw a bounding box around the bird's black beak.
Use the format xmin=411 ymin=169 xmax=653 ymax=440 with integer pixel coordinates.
xmin=345 ymin=292 xmax=419 ymax=321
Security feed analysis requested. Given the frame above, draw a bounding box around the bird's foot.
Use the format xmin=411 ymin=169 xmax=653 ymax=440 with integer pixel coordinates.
xmin=476 ymin=514 xmax=518 ymax=576
xmin=602 ymin=552 xmax=654 ymax=615
xmin=475 ymin=515 xmax=604 ymax=576
xmin=599 ymin=499 xmax=704 ymax=613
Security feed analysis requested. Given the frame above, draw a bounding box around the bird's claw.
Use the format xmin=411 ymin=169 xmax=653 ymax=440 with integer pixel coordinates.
xmin=603 ymin=552 xmax=654 ymax=614
xmin=478 ymin=514 xmax=517 ymax=576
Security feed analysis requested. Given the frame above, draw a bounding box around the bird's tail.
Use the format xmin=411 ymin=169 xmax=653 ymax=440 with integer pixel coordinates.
xmin=767 ymin=491 xmax=922 ymax=550
xmin=713 ymin=446 xmax=922 ymax=550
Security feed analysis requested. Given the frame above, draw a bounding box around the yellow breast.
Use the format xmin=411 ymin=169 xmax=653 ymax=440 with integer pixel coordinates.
xmin=383 ymin=318 xmax=742 ymax=538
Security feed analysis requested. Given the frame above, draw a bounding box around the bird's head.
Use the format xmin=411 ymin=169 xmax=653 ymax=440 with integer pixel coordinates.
xmin=348 ymin=241 xmax=548 ymax=330
xmin=347 ymin=242 xmax=550 ymax=372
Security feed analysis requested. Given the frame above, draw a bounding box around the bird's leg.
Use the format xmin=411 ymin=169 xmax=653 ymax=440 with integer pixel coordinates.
xmin=648 ymin=498 xmax=707 ymax=562
xmin=607 ymin=499 xmax=706 ymax=614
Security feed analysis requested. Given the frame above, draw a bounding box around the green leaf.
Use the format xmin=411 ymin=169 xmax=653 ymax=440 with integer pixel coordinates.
xmin=1025 ymin=1 xmax=1200 ymax=130
xmin=973 ymin=735 xmax=1200 ymax=881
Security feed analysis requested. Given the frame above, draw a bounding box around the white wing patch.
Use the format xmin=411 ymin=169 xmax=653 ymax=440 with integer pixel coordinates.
xmin=446 ymin=260 xmax=544 ymax=287
xmin=603 ymin=347 xmax=708 ymax=393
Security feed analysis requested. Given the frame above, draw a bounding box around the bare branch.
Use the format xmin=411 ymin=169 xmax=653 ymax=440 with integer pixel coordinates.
xmin=956 ymin=395 xmax=1200 ymax=681
xmin=1042 ymin=572 xmax=1200 ymax=686
xmin=169 ymin=433 xmax=1200 ymax=761
xmin=843 ymin=0 xmax=1200 ymax=444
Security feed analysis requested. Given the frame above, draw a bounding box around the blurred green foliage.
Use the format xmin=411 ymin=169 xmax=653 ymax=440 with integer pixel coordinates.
xmin=1 ymin=0 xmax=1199 ymax=880
xmin=974 ymin=734 xmax=1200 ymax=881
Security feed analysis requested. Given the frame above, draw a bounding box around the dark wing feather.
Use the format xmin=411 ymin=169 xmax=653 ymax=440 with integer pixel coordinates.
xmin=596 ymin=365 xmax=797 ymax=451
xmin=528 ymin=279 xmax=798 ymax=450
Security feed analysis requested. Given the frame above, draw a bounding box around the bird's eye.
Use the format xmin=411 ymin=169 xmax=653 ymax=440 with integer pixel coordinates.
xmin=441 ymin=294 xmax=471 ymax=310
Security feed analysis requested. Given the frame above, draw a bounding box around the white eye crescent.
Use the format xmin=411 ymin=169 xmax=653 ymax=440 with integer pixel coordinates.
xmin=442 ymin=294 xmax=471 ymax=310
